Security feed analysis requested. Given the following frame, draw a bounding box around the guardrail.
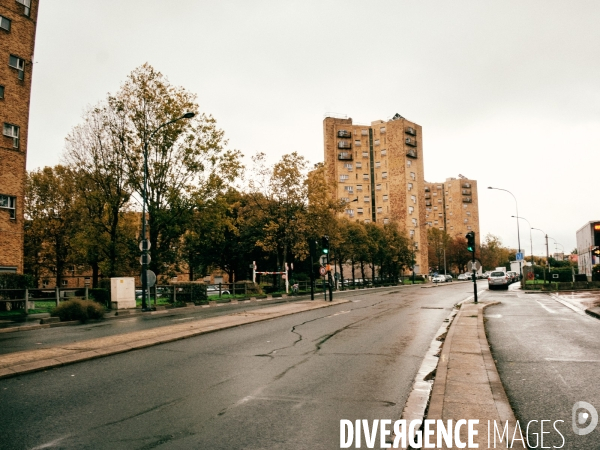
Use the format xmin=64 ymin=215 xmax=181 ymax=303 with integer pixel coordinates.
xmin=0 ymin=287 xmax=90 ymax=315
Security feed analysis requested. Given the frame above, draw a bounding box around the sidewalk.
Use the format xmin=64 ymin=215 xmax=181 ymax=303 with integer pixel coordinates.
xmin=0 ymin=299 xmax=348 ymax=380
xmin=426 ymin=301 xmax=526 ymax=449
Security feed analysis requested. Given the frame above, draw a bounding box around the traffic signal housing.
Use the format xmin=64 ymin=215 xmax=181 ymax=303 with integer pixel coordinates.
xmin=466 ymin=232 xmax=476 ymax=252
xmin=321 ymin=235 xmax=329 ymax=254
xmin=593 ymin=247 xmax=600 ymax=257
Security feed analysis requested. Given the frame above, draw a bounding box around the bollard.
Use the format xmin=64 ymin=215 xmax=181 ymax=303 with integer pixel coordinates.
xmin=24 ymin=288 xmax=29 ymax=315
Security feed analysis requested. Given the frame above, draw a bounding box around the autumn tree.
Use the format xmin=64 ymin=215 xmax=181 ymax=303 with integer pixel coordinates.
xmin=113 ymin=64 xmax=242 ymax=277
xmin=24 ymin=166 xmax=79 ymax=287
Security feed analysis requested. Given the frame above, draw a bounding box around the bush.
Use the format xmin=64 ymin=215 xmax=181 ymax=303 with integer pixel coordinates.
xmin=89 ymin=288 xmax=110 ymax=306
xmin=173 ymin=283 xmax=207 ymax=304
xmin=0 ymin=273 xmax=34 ymax=289
xmin=51 ymin=299 xmax=105 ymax=323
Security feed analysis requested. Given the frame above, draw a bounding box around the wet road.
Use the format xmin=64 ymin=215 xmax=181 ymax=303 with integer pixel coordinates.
xmin=485 ymin=287 xmax=600 ymax=449
xmin=0 ymin=284 xmax=474 ymax=450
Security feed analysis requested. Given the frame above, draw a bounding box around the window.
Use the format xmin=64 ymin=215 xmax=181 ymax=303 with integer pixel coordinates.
xmin=433 ymin=192 xmax=437 ymax=196
xmin=344 ymin=186 xmax=354 ymax=193
xmin=412 ymin=218 xmax=418 ymax=226
xmin=383 ymin=195 xmax=388 ymax=202
xmin=356 ymin=184 xmax=363 ymax=191
xmin=377 ymin=207 xmax=383 ymax=214
xmin=362 ymin=151 xmax=369 ymax=158
xmin=364 ymin=196 xmax=370 ymax=202
xmin=341 ymin=197 xmax=350 ymax=203
xmin=3 ymin=123 xmax=19 ymax=148
xmin=344 ymin=163 xmax=353 ymax=170
xmin=438 ymin=213 xmax=443 ymax=217
xmin=339 ymin=174 xmax=349 ymax=182
xmin=381 ymin=149 xmax=387 ymax=156
xmin=382 ymin=172 xmax=388 ymax=179
xmin=376 ymin=184 xmax=382 ymax=191
xmin=411 ymin=195 xmax=416 ymax=203
xmin=363 ymin=174 xmax=369 ymax=180
xmin=0 ymin=85 xmax=4 ymax=99
xmin=466 ymin=211 xmax=471 ymax=216
xmin=357 ymin=208 xmax=364 ymax=214
xmin=9 ymin=55 xmax=25 ymax=80
xmin=409 ymin=206 xmax=414 ymax=214
xmin=410 ymin=172 xmax=416 ymax=180
xmin=410 ymin=230 xmax=415 ymax=237
xmin=407 ymin=160 xmax=412 ymax=167
xmin=61 ymin=279 xmax=68 ymax=286
xmin=345 ymin=209 xmax=354 ymax=216
xmin=434 ymin=206 xmax=438 ymax=210
xmin=438 ymin=199 xmax=442 ymax=203
xmin=467 ymin=226 xmax=472 ymax=230
xmin=408 ymin=183 xmax=413 ymax=191
xmin=361 ymin=129 xmax=368 ymax=136
xmin=364 ymin=219 xmax=371 ymax=224
xmin=464 ymin=218 xmax=468 ymax=223
xmin=354 ymin=140 xmax=361 ymax=146
xmin=16 ymin=0 xmax=31 ymax=16
xmin=374 ymin=139 xmax=380 ymax=146
xmin=0 ymin=195 xmax=16 ymax=219
xmin=0 ymin=15 xmax=11 ymax=31
xmin=375 ymin=161 xmax=381 ymax=168
xmin=383 ymin=218 xmax=389 ymax=224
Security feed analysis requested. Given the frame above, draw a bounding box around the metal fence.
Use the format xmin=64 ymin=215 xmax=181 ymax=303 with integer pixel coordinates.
xmin=0 ymin=287 xmax=90 ymax=314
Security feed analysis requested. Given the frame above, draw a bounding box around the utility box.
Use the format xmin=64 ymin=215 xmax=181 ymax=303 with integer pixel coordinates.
xmin=110 ymin=277 xmax=136 ymax=310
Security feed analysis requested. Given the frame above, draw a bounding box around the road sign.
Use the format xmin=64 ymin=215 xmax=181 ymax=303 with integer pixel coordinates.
xmin=139 ymin=240 xmax=151 ymax=251
xmin=143 ymin=269 xmax=156 ymax=288
xmin=319 ymin=266 xmax=326 ymax=276
xmin=516 ymin=252 xmax=524 ymax=261
xmin=468 ymin=260 xmax=481 ymax=271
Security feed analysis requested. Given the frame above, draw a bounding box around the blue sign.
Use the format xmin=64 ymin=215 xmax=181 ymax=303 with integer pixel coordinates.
xmin=516 ymin=252 xmax=524 ymax=261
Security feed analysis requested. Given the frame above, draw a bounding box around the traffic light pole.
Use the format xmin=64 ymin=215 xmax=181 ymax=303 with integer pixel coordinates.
xmin=327 ymin=252 xmax=333 ymax=302
xmin=466 ymin=231 xmax=478 ymax=303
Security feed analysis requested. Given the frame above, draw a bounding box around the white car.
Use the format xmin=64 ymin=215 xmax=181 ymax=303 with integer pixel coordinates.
xmin=432 ymin=275 xmax=446 ymax=283
xmin=488 ymin=271 xmax=510 ymax=290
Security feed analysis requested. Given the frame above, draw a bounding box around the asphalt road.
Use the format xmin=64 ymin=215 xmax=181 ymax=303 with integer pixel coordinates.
xmin=0 ymin=283 xmax=473 ymax=450
xmin=485 ymin=287 xmax=600 ymax=449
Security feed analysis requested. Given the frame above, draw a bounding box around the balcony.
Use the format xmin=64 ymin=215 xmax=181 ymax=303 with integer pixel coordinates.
xmin=463 ymin=197 xmax=472 ymax=203
xmin=337 ymin=130 xmax=351 ymax=138
xmin=338 ymin=152 xmax=352 ymax=160
xmin=426 ymin=201 xmax=432 ymax=206
xmin=405 ymin=137 xmax=417 ymax=147
xmin=462 ymin=183 xmax=471 ymax=188
xmin=405 ymin=126 xmax=416 ymax=136
xmin=461 ymin=189 xmax=471 ymax=195
xmin=406 ymin=149 xmax=418 ymax=158
xmin=338 ymin=141 xmax=351 ymax=149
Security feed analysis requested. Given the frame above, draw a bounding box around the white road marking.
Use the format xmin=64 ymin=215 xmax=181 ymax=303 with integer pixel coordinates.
xmin=536 ymin=300 xmax=557 ymax=314
xmin=545 ymin=358 xmax=600 ymax=363
xmin=548 ymin=294 xmax=587 ymax=316
xmin=172 ymin=317 xmax=194 ymax=321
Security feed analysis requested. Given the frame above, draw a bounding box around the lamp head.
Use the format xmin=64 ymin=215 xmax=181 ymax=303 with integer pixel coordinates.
xmin=182 ymin=112 xmax=196 ymax=119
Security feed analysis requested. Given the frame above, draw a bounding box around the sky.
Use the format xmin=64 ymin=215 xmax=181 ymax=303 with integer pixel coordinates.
xmin=27 ymin=0 xmax=600 ymax=257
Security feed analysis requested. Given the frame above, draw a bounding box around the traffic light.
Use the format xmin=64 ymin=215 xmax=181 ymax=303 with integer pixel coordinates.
xmin=321 ymin=235 xmax=329 ymax=254
xmin=466 ymin=232 xmax=475 ymax=252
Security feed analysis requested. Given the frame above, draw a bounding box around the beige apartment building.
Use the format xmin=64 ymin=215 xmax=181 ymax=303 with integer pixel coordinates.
xmin=323 ymin=113 xmax=428 ymax=273
xmin=424 ymin=176 xmax=480 ymax=248
xmin=0 ymin=0 xmax=38 ymax=273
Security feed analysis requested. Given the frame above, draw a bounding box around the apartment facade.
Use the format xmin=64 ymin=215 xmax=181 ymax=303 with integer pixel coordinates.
xmin=424 ymin=176 xmax=480 ymax=248
xmin=323 ymin=114 xmax=428 ymax=273
xmin=0 ymin=0 xmax=38 ymax=273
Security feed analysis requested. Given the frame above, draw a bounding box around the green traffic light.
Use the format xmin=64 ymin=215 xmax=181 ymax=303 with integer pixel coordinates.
xmin=322 ymin=249 xmax=329 ymax=254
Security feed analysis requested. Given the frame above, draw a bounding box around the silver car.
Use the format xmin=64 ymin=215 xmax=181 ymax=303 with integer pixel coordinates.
xmin=488 ymin=271 xmax=509 ymax=290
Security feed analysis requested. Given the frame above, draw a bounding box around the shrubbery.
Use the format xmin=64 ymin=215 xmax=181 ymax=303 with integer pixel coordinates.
xmin=51 ymin=299 xmax=105 ymax=322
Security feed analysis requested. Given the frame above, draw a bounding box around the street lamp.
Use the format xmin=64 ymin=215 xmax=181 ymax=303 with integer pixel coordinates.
xmin=141 ymin=112 xmax=196 ymax=311
xmin=488 ymin=187 xmax=522 ymax=279
xmin=511 ymin=215 xmax=534 ymax=266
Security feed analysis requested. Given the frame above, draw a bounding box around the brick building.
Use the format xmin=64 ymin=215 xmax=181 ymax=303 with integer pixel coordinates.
xmin=323 ymin=113 xmax=428 ymax=273
xmin=424 ymin=176 xmax=481 ymax=248
xmin=0 ymin=0 xmax=38 ymax=273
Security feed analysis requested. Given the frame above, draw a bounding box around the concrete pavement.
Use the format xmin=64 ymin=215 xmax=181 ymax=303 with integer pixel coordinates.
xmin=0 ymin=299 xmax=348 ymax=380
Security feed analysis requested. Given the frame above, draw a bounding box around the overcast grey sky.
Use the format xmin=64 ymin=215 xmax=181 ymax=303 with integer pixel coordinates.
xmin=27 ymin=0 xmax=600 ymax=256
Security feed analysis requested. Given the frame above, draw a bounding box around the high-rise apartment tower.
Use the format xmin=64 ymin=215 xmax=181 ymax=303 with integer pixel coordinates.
xmin=0 ymin=0 xmax=38 ymax=273
xmin=323 ymin=114 xmax=428 ymax=273
xmin=424 ymin=177 xmax=480 ymax=248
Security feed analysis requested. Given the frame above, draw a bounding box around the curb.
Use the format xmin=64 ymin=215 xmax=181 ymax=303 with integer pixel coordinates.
xmin=0 ymin=299 xmax=349 ymax=380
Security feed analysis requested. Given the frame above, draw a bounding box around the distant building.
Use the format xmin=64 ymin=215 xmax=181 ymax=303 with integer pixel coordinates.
xmin=0 ymin=0 xmax=39 ymax=273
xmin=323 ymin=113 xmax=428 ymax=273
xmin=576 ymin=221 xmax=600 ymax=279
xmin=424 ymin=176 xmax=481 ymax=248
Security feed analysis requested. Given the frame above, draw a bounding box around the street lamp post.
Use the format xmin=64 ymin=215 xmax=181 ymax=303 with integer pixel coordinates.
xmin=488 ymin=187 xmax=522 ymax=280
xmin=532 ymin=227 xmax=550 ymax=284
xmin=511 ymin=215 xmax=534 ymax=266
xmin=141 ymin=112 xmax=195 ymax=311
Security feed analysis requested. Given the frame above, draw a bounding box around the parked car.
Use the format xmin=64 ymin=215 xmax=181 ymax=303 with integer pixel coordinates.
xmin=457 ymin=274 xmax=468 ymax=281
xmin=444 ymin=274 xmax=453 ymax=282
xmin=432 ymin=275 xmax=446 ymax=283
xmin=507 ymin=271 xmax=519 ymax=283
xmin=488 ymin=271 xmax=510 ymax=290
